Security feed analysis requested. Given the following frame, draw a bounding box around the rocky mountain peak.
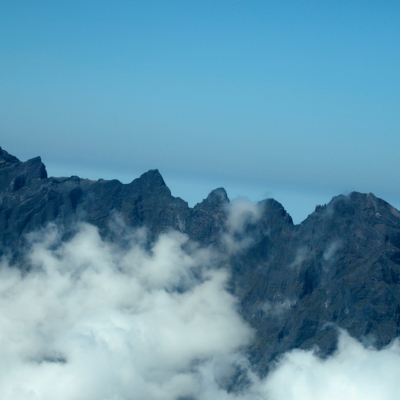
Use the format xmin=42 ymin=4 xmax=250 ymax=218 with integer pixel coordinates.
xmin=0 ymin=147 xmax=20 ymax=168
xmin=0 ymin=149 xmax=47 ymax=192
xmin=195 ymin=187 xmax=229 ymax=211
xmin=130 ymin=169 xmax=171 ymax=196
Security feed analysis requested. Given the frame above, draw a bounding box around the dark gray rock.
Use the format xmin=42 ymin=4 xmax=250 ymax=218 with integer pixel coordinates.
xmin=234 ymin=192 xmax=400 ymax=373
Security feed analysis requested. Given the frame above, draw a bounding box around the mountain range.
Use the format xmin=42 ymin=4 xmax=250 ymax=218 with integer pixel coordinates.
xmin=2 ymin=146 xmax=400 ymax=376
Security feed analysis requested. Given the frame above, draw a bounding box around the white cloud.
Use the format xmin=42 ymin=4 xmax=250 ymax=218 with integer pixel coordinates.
xmin=222 ymin=198 xmax=262 ymax=254
xmin=261 ymin=299 xmax=296 ymax=317
xmin=0 ymin=222 xmax=253 ymax=400
xmin=289 ymin=246 xmax=308 ymax=269
xmin=260 ymin=330 xmax=400 ymax=400
xmin=323 ymin=240 xmax=342 ymax=262
xmin=0 ymin=220 xmax=399 ymax=399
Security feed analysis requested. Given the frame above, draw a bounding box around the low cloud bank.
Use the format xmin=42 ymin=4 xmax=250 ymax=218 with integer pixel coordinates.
xmin=0 ymin=222 xmax=252 ymax=400
xmin=0 ymin=212 xmax=400 ymax=399
xmin=263 ymin=330 xmax=400 ymax=400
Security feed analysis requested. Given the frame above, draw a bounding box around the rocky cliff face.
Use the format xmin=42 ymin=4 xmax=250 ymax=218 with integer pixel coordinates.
xmin=2 ymin=147 xmax=400 ymax=374
xmin=231 ymin=191 xmax=400 ymax=373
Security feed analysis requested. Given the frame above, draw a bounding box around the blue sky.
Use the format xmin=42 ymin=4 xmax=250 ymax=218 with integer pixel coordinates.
xmin=1 ymin=1 xmax=399 ymax=223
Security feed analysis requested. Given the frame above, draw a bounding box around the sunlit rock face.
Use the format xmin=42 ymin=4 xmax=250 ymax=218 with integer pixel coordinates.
xmin=1 ymin=146 xmax=400 ymax=377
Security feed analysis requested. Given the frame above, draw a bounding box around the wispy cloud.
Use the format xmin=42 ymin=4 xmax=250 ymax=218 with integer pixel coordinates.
xmin=222 ymin=198 xmax=263 ymax=254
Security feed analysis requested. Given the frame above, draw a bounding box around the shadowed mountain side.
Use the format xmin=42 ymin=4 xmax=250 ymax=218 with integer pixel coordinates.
xmin=1 ymin=147 xmax=400 ymax=376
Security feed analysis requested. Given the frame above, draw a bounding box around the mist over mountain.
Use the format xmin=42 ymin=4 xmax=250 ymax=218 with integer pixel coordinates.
xmin=2 ymin=146 xmax=400 ymax=399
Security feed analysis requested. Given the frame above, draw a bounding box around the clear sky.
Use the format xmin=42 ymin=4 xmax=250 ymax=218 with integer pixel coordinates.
xmin=1 ymin=1 xmax=399 ymax=223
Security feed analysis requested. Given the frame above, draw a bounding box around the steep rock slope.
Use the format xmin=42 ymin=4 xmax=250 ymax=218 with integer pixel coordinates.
xmin=231 ymin=192 xmax=400 ymax=372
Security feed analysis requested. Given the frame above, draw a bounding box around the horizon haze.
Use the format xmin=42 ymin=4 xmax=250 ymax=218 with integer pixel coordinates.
xmin=1 ymin=1 xmax=400 ymax=222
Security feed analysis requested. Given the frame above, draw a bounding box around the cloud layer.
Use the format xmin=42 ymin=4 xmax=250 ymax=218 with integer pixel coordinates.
xmin=0 ymin=221 xmax=253 ymax=400
xmin=0 ymin=207 xmax=400 ymax=399
xmin=263 ymin=330 xmax=400 ymax=400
